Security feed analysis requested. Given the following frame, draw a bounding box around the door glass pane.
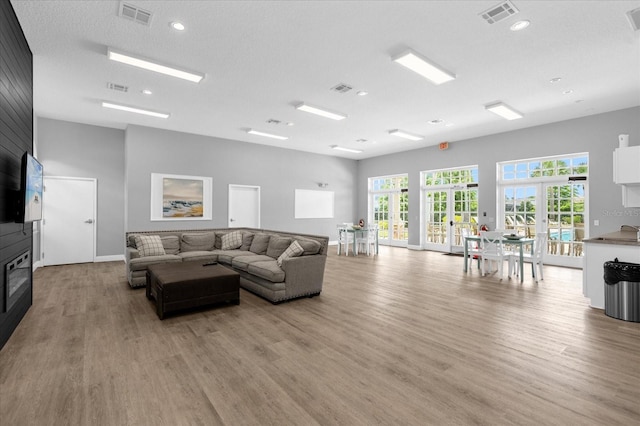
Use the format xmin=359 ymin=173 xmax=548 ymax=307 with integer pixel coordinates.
xmin=425 ymin=191 xmax=447 ymax=244
xmin=452 ymin=188 xmax=478 ymax=246
xmin=546 ymin=183 xmax=585 ymax=257
xmin=393 ymin=192 xmax=409 ymax=241
xmin=373 ymin=194 xmax=389 ymax=240
xmin=503 ymin=185 xmax=536 ymax=236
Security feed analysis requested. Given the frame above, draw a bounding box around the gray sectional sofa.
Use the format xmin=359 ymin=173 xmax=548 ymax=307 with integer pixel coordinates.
xmin=125 ymin=228 xmax=328 ymax=303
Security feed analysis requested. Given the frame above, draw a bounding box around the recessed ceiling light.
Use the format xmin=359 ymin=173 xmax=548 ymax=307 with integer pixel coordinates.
xmin=563 ymin=89 xmax=574 ymax=95
xmin=141 ymin=89 xmax=153 ymax=95
xmin=510 ymin=20 xmax=530 ymax=31
xmin=295 ymin=103 xmax=347 ymax=120
xmin=392 ymin=48 xmax=456 ymax=85
xmin=428 ymin=119 xmax=444 ymax=125
xmin=170 ymin=21 xmax=185 ymax=31
xmin=549 ymin=77 xmax=562 ymax=83
xmin=247 ymin=129 xmax=288 ymax=140
xmin=101 ymin=101 xmax=170 ymax=118
xmin=286 ymin=122 xmax=294 ymax=126
xmin=331 ymin=145 xmax=362 ymax=153
xmin=357 ymin=91 xmax=368 ymax=96
xmin=107 ymin=48 xmax=205 ymax=83
xmin=389 ymin=129 xmax=424 ymax=141
xmin=485 ymin=102 xmax=523 ymax=120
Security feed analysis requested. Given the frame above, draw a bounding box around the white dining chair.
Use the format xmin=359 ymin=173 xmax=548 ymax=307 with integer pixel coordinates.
xmin=511 ymin=233 xmax=547 ymax=282
xmin=461 ymin=227 xmax=481 ymax=270
xmin=337 ymin=224 xmax=354 ymax=256
xmin=479 ymin=231 xmax=508 ymax=278
xmin=356 ymin=224 xmax=378 ymax=256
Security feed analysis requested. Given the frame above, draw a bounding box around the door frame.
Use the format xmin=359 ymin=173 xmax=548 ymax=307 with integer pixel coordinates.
xmin=228 ymin=184 xmax=261 ymax=228
xmin=369 ymin=190 xmax=408 ymax=247
xmin=42 ymin=176 xmax=97 ymax=265
xmin=422 ymin=185 xmax=479 ymax=252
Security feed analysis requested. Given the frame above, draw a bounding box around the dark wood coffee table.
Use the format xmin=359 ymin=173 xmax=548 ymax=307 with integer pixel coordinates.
xmin=146 ymin=262 xmax=240 ymax=319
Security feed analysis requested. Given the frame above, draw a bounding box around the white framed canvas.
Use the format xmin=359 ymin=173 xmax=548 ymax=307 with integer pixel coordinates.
xmin=150 ymin=173 xmax=212 ymax=221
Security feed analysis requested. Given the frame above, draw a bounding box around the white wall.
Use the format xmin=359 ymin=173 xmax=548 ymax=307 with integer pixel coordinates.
xmin=357 ymin=107 xmax=640 ymax=246
xmin=124 ymin=125 xmax=357 ymax=240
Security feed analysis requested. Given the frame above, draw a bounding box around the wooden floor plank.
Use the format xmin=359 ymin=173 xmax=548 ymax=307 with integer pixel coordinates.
xmin=1 ymin=247 xmax=639 ymax=425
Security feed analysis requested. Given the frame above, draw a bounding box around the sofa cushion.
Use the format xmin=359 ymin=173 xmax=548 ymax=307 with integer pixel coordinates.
xmin=135 ymin=235 xmax=166 ymax=257
xmin=221 ymin=230 xmax=243 ymax=250
xmin=266 ymin=236 xmax=292 ymax=259
xmin=293 ymin=236 xmax=322 ymax=256
xmin=161 ymin=235 xmax=180 ymax=255
xmin=179 ymin=251 xmax=218 ymax=263
xmin=129 ymin=255 xmax=182 ymax=272
xmin=248 ymin=260 xmax=285 ymax=283
xmin=240 ymin=232 xmax=254 ymax=251
xmin=231 ymin=254 xmax=272 ymax=272
xmin=249 ymin=233 xmax=271 ymax=255
xmin=215 ymin=250 xmax=252 ymax=265
xmin=277 ymin=240 xmax=304 ymax=267
xmin=181 ymin=232 xmax=215 ymax=252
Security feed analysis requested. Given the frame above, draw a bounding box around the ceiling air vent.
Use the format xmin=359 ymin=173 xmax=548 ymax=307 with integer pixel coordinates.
xmin=107 ymin=82 xmax=129 ymax=93
xmin=480 ymin=1 xmax=519 ymax=24
xmin=627 ymin=7 xmax=640 ymax=31
xmin=330 ymin=83 xmax=353 ymax=94
xmin=119 ymin=2 xmax=153 ymax=26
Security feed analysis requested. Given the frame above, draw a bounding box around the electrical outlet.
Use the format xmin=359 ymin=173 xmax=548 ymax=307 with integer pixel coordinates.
xmin=594 ymin=219 xmax=599 ymax=226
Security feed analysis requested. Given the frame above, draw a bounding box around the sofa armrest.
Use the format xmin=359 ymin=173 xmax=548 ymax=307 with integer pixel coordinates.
xmin=126 ymin=247 xmax=140 ymax=262
xmin=281 ymin=255 xmax=326 ymax=298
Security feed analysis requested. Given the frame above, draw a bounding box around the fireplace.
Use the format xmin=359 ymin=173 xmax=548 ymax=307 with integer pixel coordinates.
xmin=5 ymin=251 xmax=31 ymax=312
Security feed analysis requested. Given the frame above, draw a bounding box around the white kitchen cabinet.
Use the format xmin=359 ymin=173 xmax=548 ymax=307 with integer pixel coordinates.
xmin=613 ymin=145 xmax=640 ymax=184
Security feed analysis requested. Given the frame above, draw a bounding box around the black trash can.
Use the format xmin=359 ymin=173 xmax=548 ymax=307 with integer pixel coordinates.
xmin=603 ymin=259 xmax=640 ymax=322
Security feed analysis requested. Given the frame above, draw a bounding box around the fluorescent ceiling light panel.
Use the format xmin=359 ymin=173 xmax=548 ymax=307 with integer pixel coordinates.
xmin=101 ymin=101 xmax=170 ymax=118
xmin=389 ymin=129 xmax=424 ymax=141
xmin=247 ymin=129 xmax=288 ymax=140
xmin=331 ymin=145 xmax=362 ymax=153
xmin=295 ymin=103 xmax=347 ymax=120
xmin=392 ymin=49 xmax=456 ymax=85
xmin=107 ymin=48 xmax=204 ymax=83
xmin=485 ymin=102 xmax=523 ymax=120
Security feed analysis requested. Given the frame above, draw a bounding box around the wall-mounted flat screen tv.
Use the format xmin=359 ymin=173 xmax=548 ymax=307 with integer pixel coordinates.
xmin=16 ymin=152 xmax=44 ymax=223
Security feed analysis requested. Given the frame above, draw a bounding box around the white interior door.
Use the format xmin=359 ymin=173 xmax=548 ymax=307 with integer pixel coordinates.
xmin=228 ymin=184 xmax=260 ymax=228
xmin=423 ymin=186 xmax=479 ymax=252
xmin=42 ymin=177 xmax=96 ymax=265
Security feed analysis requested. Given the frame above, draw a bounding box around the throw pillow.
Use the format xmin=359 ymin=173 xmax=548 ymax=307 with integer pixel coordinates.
xmin=181 ymin=232 xmax=215 ymax=252
xmin=293 ymin=236 xmax=322 ymax=255
xmin=221 ymin=230 xmax=243 ymax=250
xmin=249 ymin=233 xmax=271 ymax=255
xmin=240 ymin=232 xmax=254 ymax=251
xmin=134 ymin=235 xmax=166 ymax=257
xmin=277 ymin=240 xmax=304 ymax=267
xmin=160 ymin=235 xmax=180 ymax=255
xmin=266 ymin=236 xmax=292 ymax=259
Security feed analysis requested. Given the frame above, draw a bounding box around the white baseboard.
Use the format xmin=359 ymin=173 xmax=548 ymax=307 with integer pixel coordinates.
xmin=407 ymin=245 xmax=423 ymax=251
xmin=32 ymin=260 xmax=43 ymax=271
xmin=95 ymin=255 xmax=125 ymax=263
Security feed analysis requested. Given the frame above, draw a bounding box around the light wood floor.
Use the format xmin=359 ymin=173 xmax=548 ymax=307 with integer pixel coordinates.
xmin=1 ymin=247 xmax=639 ymax=425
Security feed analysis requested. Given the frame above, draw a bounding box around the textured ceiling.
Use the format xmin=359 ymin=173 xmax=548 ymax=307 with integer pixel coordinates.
xmin=10 ymin=0 xmax=640 ymax=159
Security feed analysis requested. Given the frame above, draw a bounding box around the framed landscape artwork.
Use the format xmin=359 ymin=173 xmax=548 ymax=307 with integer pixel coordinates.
xmin=150 ymin=173 xmax=212 ymax=221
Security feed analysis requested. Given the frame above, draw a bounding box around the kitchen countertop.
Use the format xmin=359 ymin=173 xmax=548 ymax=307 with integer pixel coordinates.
xmin=583 ymin=230 xmax=640 ymax=246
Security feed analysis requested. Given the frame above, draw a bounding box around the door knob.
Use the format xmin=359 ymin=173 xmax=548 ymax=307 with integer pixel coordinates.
xmin=85 ymin=219 xmax=94 ymax=224
xmin=230 ymin=218 xmax=235 ymax=222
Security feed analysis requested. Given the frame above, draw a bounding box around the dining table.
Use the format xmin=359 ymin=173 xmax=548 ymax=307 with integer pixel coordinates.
xmin=338 ymin=227 xmax=379 ymax=256
xmin=463 ymin=235 xmax=535 ymax=283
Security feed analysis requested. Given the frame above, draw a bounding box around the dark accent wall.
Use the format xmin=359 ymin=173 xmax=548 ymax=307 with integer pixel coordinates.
xmin=0 ymin=0 xmax=33 ymax=350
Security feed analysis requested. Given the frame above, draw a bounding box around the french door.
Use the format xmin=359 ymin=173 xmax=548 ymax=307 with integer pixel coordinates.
xmin=371 ymin=191 xmax=408 ymax=246
xmin=500 ymin=181 xmax=587 ymax=268
xmin=369 ymin=175 xmax=409 ymax=247
xmin=423 ymin=186 xmax=479 ymax=252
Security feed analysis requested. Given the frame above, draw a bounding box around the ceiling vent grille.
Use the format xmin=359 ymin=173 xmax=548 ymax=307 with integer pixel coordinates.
xmin=480 ymin=1 xmax=519 ymax=24
xmin=330 ymin=83 xmax=353 ymax=94
xmin=107 ymin=82 xmax=129 ymax=93
xmin=627 ymin=7 xmax=640 ymax=31
xmin=119 ymin=2 xmax=153 ymax=26
xmin=266 ymin=119 xmax=281 ymax=125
